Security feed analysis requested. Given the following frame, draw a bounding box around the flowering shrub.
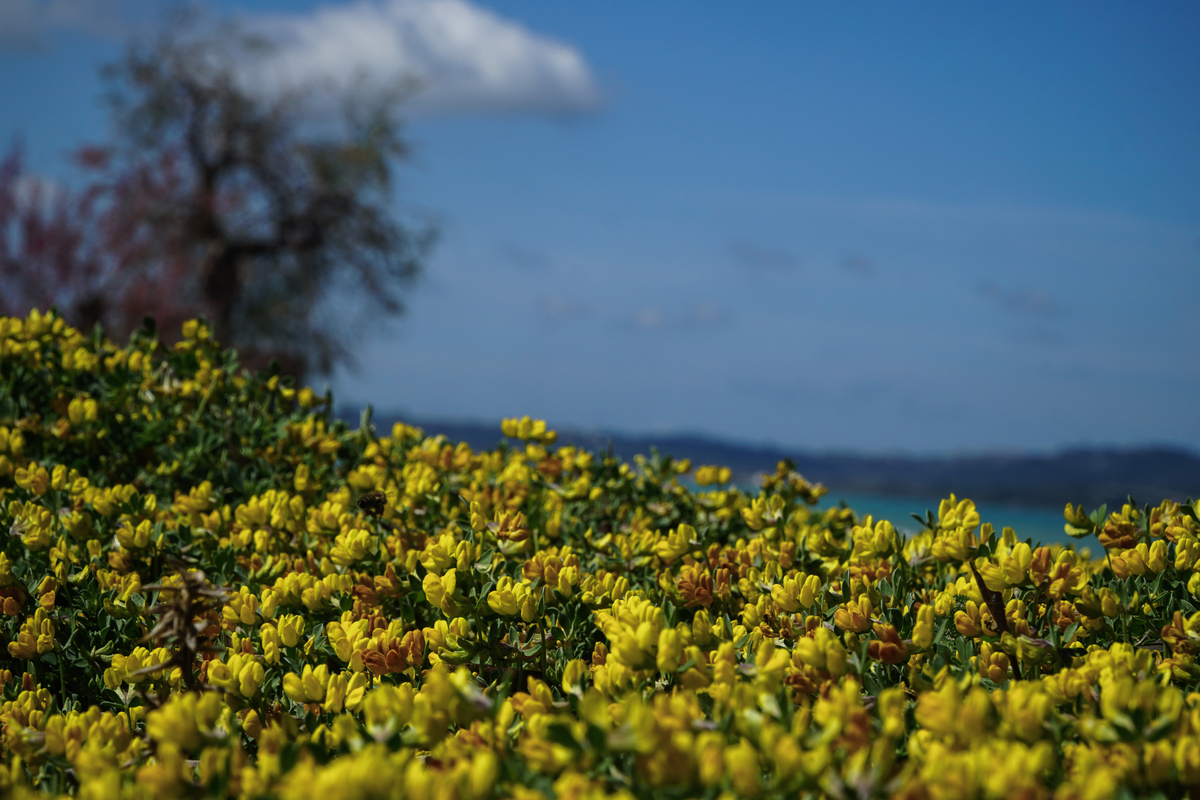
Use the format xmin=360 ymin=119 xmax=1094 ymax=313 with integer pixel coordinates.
xmin=0 ymin=307 xmax=1197 ymax=799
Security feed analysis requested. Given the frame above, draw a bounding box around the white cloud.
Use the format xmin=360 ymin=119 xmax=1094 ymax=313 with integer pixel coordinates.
xmin=246 ymin=0 xmax=600 ymax=116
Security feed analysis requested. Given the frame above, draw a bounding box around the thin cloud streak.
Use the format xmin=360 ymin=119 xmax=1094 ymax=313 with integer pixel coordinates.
xmin=497 ymin=242 xmax=552 ymax=271
xmin=978 ymin=282 xmax=1061 ymax=317
xmin=537 ymin=296 xmax=588 ymax=322
xmin=718 ymin=191 xmax=1200 ymax=247
xmin=0 ymin=0 xmax=130 ymax=50
xmin=839 ymin=253 xmax=875 ymax=276
xmin=619 ymin=303 xmax=730 ymax=332
xmin=729 ymin=239 xmax=798 ymax=271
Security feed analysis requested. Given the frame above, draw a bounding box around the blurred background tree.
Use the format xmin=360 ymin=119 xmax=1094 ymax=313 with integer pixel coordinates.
xmin=0 ymin=17 xmax=433 ymax=382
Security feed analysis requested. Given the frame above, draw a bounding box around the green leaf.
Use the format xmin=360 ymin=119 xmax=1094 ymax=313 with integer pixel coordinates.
xmin=933 ymin=618 xmax=951 ymax=646
xmin=584 ymin=723 xmax=606 ymax=753
xmin=543 ymin=723 xmax=579 ymax=751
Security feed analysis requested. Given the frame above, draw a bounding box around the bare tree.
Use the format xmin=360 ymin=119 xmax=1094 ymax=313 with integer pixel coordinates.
xmin=1 ymin=17 xmax=433 ymax=380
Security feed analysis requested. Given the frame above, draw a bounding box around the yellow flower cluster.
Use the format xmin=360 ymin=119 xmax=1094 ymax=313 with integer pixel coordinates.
xmin=0 ymin=308 xmax=1197 ymax=800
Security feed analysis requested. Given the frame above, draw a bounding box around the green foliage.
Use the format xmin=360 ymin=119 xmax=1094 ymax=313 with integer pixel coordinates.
xmin=0 ymin=308 xmax=1197 ymax=800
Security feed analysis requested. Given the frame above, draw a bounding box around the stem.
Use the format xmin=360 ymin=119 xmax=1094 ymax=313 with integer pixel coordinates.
xmin=57 ymin=648 xmax=67 ymax=706
xmin=539 ymin=619 xmax=549 ymax=682
xmin=1041 ymin=587 xmax=1056 ymax=642
xmin=192 ymin=378 xmax=218 ymax=424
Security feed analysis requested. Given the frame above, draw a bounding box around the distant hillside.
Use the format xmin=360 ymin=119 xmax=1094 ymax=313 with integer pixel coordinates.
xmin=351 ymin=411 xmax=1200 ymax=511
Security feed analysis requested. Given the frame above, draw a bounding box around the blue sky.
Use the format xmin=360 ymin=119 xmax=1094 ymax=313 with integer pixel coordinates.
xmin=2 ymin=0 xmax=1199 ymax=454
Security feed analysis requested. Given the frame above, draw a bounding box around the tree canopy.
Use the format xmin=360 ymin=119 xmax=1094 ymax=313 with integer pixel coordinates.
xmin=0 ymin=19 xmax=434 ymax=380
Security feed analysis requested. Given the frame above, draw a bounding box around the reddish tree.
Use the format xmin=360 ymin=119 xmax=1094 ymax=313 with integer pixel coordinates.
xmin=0 ymin=146 xmax=105 ymax=331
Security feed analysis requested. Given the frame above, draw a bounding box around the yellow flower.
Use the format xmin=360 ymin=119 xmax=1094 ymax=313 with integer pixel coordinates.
xmin=278 ymin=614 xmax=305 ymax=648
xmin=283 ymin=665 xmax=330 ymax=704
xmin=793 ymin=627 xmax=847 ymax=677
xmin=726 ymin=738 xmax=761 ymax=796
xmin=501 ymin=416 xmax=556 ymax=443
xmin=145 ymin=691 xmax=226 ymax=752
xmin=323 ymin=671 xmax=369 ymax=713
xmin=955 ymin=601 xmax=985 ymax=637
xmin=561 ymin=659 xmax=587 ymax=695
xmin=487 ymin=576 xmax=532 ymax=617
xmin=654 ymin=524 xmax=695 ymax=563
xmin=742 ymin=495 xmax=786 ymax=531
xmin=833 ymin=595 xmax=874 ymax=633
xmin=695 ymin=465 xmax=732 ymax=487
xmin=770 ymin=573 xmax=820 ymax=612
xmin=938 ymin=495 xmax=980 ymax=531
xmin=656 ymin=628 xmax=682 ymax=673
xmin=997 ymin=540 xmax=1033 ymax=585
xmin=915 ymin=681 xmax=991 ymax=743
xmin=8 ymin=608 xmax=54 ymax=659
xmin=912 ymin=603 xmax=936 ymax=649
xmin=260 ymin=624 xmax=281 ymax=664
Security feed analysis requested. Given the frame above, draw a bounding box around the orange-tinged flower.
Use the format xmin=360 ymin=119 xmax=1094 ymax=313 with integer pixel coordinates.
xmin=868 ymin=623 xmax=908 ymax=665
xmin=976 ymin=641 xmax=1011 ymax=682
xmin=834 ymin=595 xmax=874 ymax=634
xmin=677 ymin=563 xmax=714 ymax=608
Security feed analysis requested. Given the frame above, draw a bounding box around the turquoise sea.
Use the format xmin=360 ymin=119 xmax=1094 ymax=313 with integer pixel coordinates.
xmin=819 ymin=492 xmax=1076 ymax=548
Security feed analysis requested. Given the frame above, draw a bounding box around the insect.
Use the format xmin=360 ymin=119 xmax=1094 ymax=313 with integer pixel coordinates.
xmin=356 ymin=489 xmax=393 ymax=518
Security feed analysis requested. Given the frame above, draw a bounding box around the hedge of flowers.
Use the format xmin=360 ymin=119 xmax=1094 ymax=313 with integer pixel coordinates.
xmin=0 ymin=308 xmax=1197 ymax=799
